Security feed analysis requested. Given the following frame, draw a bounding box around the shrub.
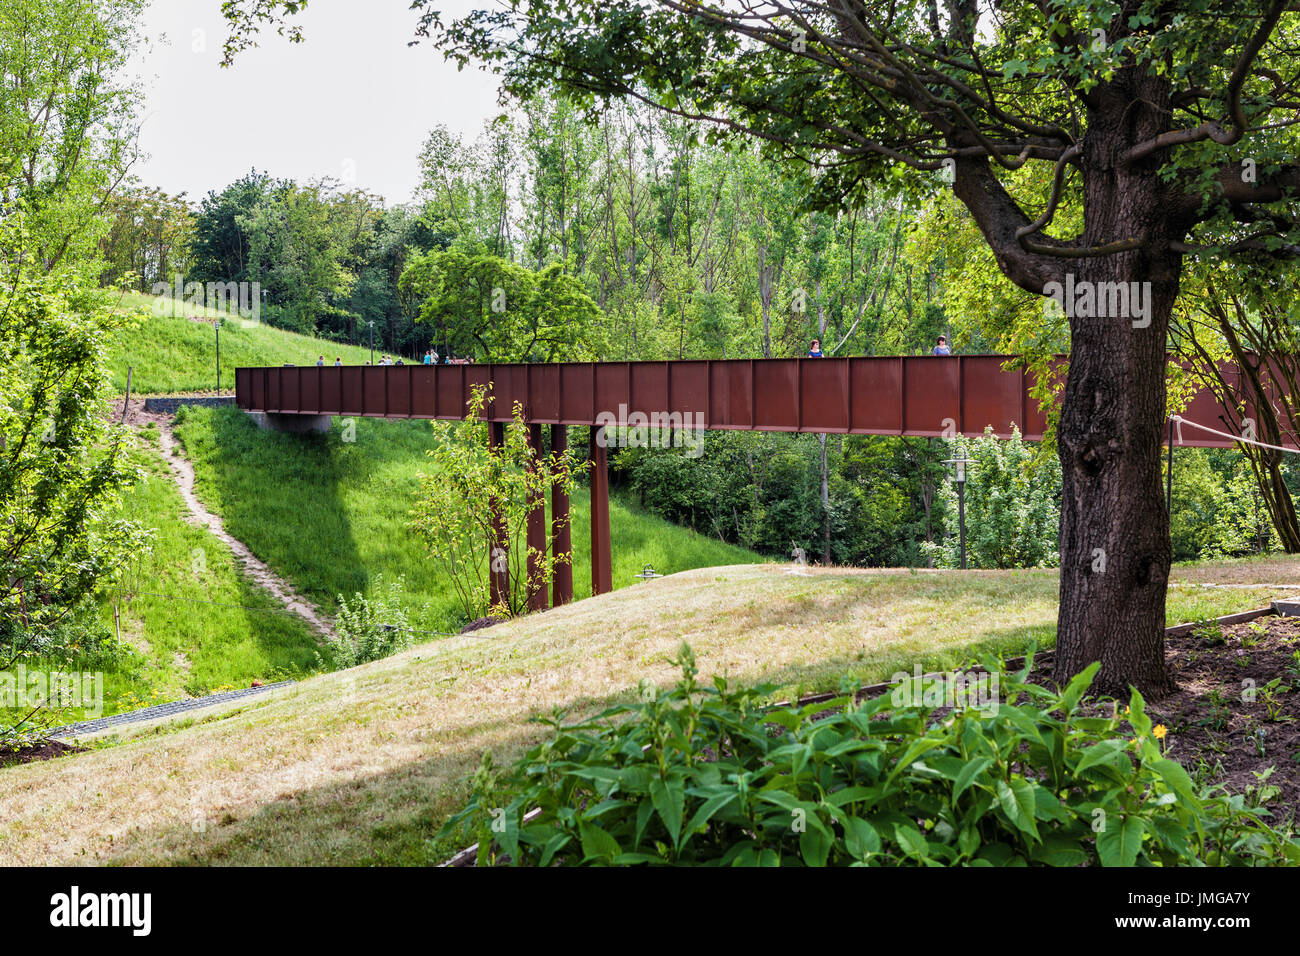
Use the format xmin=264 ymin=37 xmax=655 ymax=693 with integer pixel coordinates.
xmin=441 ymin=646 xmax=1300 ymax=866
xmin=330 ymin=575 xmax=412 ymax=668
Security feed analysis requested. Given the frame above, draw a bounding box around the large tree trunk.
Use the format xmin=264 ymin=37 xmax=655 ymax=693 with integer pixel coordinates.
xmin=1052 ymin=81 xmax=1180 ymax=699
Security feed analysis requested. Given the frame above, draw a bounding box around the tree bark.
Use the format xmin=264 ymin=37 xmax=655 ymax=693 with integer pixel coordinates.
xmin=1052 ymin=78 xmax=1181 ymax=699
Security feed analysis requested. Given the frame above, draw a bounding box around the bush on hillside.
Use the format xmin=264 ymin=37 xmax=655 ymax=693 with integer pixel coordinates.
xmin=441 ymin=645 xmax=1300 ymax=867
xmin=330 ymin=575 xmax=412 ymax=667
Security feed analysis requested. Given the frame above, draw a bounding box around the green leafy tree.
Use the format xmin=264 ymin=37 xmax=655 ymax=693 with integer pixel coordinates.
xmin=0 ymin=0 xmax=145 ymax=274
xmin=0 ymin=225 xmax=146 ymax=733
xmin=410 ymin=386 xmax=584 ymax=620
xmin=925 ymin=428 xmax=1061 ymax=570
xmin=400 ymin=249 xmax=605 ymax=361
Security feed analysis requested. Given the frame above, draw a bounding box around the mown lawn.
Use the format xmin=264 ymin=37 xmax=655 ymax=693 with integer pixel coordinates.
xmin=105 ymin=292 xmax=377 ymax=395
xmin=0 ymin=554 xmax=1292 ymax=866
xmin=171 ymin=404 xmax=764 ymax=631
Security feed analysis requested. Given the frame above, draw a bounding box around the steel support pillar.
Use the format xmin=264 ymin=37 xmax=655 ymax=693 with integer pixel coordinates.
xmin=551 ymin=424 xmax=574 ymax=607
xmin=488 ymin=421 xmax=509 ymax=610
xmin=590 ymin=426 xmax=612 ymax=596
xmin=526 ymin=423 xmax=548 ymax=612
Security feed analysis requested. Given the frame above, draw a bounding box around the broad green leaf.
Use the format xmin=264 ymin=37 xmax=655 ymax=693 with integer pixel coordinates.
xmin=1096 ymin=814 xmax=1144 ymax=867
xmin=995 ymin=777 xmax=1040 ymax=841
xmin=953 ymin=757 xmax=993 ymax=801
xmin=579 ymin=821 xmax=622 ymax=862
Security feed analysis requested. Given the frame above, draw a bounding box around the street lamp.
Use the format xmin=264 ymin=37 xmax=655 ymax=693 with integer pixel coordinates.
xmin=368 ymin=320 xmax=375 ymax=364
xmin=942 ymin=457 xmax=976 ymax=569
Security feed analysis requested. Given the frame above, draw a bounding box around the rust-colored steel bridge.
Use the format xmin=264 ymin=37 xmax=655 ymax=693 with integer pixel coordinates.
xmin=236 ymin=355 xmax=1286 ymax=610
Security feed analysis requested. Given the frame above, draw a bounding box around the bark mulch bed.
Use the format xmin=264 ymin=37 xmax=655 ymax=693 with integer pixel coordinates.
xmin=460 ymin=616 xmax=505 ymax=634
xmin=0 ymin=738 xmax=85 ymax=768
xmin=1029 ymin=613 xmax=1300 ymax=819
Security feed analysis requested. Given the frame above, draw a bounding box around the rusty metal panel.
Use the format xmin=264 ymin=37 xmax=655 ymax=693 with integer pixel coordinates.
xmin=437 ymin=365 xmax=465 ymax=419
xmin=848 ymin=358 xmax=902 ymax=435
xmin=340 ymin=367 xmax=364 ymax=416
xmin=800 ymin=358 xmax=850 ymax=432
xmin=595 ymin=363 xmax=631 ymax=421
xmin=668 ymin=361 xmax=709 ymax=423
xmin=709 ymin=361 xmax=753 ymax=429
xmin=1022 ymin=367 xmax=1047 ymax=441
xmin=904 ymin=356 xmax=959 ymax=436
xmin=753 ymin=360 xmax=798 ymax=430
xmin=267 ymin=368 xmax=282 ymax=413
xmin=300 ymin=367 xmax=319 ymax=414
xmin=493 ymin=364 xmax=529 ymax=420
xmin=320 ymin=367 xmax=343 ymax=414
xmin=527 ymin=363 xmax=561 ymax=423
xmin=466 ymin=365 xmax=491 ymax=418
xmin=560 ymin=363 xmax=594 ymax=424
xmin=286 ymin=368 xmax=304 ymax=414
xmin=388 ymin=365 xmax=412 ymax=417
xmin=236 ymin=368 xmax=250 ymax=408
xmin=410 ymin=365 xmax=437 ymax=417
xmin=630 ymin=362 xmax=669 ymax=420
xmin=961 ymin=355 xmax=1022 ymax=438
xmin=363 ymin=366 xmax=387 ymax=416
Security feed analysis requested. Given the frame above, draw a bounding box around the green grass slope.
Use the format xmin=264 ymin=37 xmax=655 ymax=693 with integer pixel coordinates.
xmin=1 ymin=429 xmax=322 ymax=729
xmin=171 ymin=405 xmax=765 ymax=631
xmin=105 ymin=292 xmax=378 ymax=394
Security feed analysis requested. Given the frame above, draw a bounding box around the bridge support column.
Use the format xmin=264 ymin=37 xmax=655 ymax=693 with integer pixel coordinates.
xmin=590 ymin=426 xmax=612 ymax=596
xmin=488 ymin=421 xmax=509 ymax=611
xmin=526 ymin=423 xmax=548 ymax=612
xmin=551 ymin=425 xmax=573 ymax=607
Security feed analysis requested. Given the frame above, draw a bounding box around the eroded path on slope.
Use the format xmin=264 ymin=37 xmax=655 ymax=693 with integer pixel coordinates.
xmin=117 ymin=398 xmax=335 ymax=642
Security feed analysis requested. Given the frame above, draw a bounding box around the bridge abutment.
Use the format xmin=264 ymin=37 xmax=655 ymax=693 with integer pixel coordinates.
xmin=246 ymin=411 xmax=331 ymax=434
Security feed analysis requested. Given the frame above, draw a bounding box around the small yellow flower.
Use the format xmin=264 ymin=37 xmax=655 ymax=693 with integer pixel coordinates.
xmin=1153 ymin=724 xmax=1168 ymax=740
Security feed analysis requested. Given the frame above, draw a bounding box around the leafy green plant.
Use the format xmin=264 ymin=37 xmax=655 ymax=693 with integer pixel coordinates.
xmin=331 ymin=575 xmax=412 ymax=668
xmin=1259 ymin=679 xmax=1293 ymax=724
xmin=410 ymin=384 xmax=584 ymax=620
xmin=1194 ymin=623 xmax=1227 ymax=646
xmin=1198 ymin=689 xmax=1233 ymax=733
xmin=440 ymin=645 xmax=1300 ymax=867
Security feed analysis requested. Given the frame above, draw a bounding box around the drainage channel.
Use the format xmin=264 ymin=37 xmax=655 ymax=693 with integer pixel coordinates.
xmin=49 ymin=681 xmax=296 ymax=739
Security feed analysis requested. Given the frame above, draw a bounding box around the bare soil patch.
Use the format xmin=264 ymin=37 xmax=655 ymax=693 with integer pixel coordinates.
xmin=1029 ymin=614 xmax=1300 ymax=817
xmin=0 ymin=739 xmax=86 ymax=768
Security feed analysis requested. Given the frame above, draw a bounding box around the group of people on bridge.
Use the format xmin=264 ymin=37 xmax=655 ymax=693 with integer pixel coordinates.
xmin=806 ymin=335 xmax=951 ymax=358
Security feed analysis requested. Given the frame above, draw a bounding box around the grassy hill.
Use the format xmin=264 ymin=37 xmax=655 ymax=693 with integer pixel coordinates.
xmin=171 ymin=405 xmax=763 ymax=631
xmin=2 ymin=402 xmax=762 ymax=727
xmin=0 ymin=428 xmax=326 ymax=731
xmin=105 ymin=292 xmax=378 ymax=394
xmin=0 ymin=557 xmax=1292 ymax=865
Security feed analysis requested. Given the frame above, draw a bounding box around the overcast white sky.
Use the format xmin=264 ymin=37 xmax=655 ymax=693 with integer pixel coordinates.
xmin=131 ymin=0 xmax=503 ymax=205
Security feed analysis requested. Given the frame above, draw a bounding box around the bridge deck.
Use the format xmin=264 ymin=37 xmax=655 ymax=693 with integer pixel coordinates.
xmin=236 ymin=355 xmax=1275 ymax=449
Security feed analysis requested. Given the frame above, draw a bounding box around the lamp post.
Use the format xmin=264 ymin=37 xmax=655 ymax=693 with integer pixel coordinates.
xmin=942 ymin=457 xmax=976 ymax=569
xmin=368 ymin=320 xmax=375 ymax=364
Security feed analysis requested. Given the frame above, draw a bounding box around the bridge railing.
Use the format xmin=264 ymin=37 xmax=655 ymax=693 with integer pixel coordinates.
xmin=236 ymin=355 xmax=1289 ymax=449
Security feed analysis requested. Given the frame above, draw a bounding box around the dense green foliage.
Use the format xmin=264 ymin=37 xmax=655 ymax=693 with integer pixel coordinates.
xmin=411 ymin=387 xmax=584 ymax=619
xmin=925 ymin=429 xmax=1062 ymax=570
xmin=331 ymin=575 xmax=412 ymax=668
xmin=444 ymin=645 xmax=1300 ymax=867
xmin=0 ymin=236 xmax=145 ymax=663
